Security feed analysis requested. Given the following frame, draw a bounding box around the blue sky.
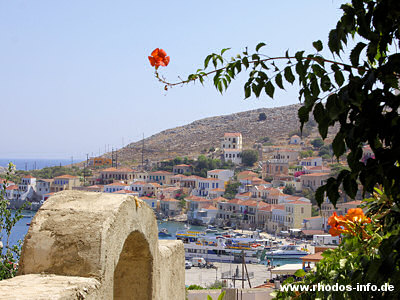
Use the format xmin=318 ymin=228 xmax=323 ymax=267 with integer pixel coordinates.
xmin=0 ymin=0 xmax=346 ymax=159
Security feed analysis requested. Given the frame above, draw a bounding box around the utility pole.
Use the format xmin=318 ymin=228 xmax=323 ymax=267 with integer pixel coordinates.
xmin=112 ymin=148 xmax=114 ymax=167
xmin=142 ymin=133 xmax=144 ymax=170
xmin=71 ymin=156 xmax=73 ymax=168
xmin=25 ymin=162 xmax=27 ymax=171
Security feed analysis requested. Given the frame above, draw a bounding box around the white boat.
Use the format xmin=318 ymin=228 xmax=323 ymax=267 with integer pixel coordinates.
xmin=205 ymin=225 xmax=218 ymax=233
xmin=265 ymin=245 xmax=309 ymax=258
xmin=176 ymin=230 xmax=264 ymax=264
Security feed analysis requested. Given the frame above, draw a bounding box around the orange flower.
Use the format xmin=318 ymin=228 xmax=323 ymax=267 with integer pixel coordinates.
xmin=345 ymin=208 xmax=371 ymax=224
xmin=328 ymin=212 xmax=350 ymax=236
xmin=148 ymin=48 xmax=170 ymax=69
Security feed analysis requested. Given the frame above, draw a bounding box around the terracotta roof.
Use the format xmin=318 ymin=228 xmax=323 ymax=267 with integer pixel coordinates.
xmin=171 ymin=174 xmax=185 ymax=179
xmin=238 ymin=171 xmax=258 ymax=176
xmin=301 ymin=173 xmax=331 ymax=177
xmin=227 ymin=198 xmax=244 ymax=205
xmin=54 ymin=175 xmax=77 ymax=179
xmin=132 ymin=181 xmax=146 ymax=185
xmin=342 ymin=200 xmax=362 ymax=206
xmin=272 ymin=205 xmax=285 ymax=211
xmin=174 ymin=164 xmax=191 ymax=167
xmin=213 ymin=196 xmax=228 ymax=202
xmin=207 ymin=169 xmax=226 ymax=174
xmin=161 ymin=198 xmax=179 ymax=202
xmin=211 ymin=188 xmax=224 ymax=192
xmin=301 ymin=252 xmax=324 ymax=261
xmin=203 ymin=205 xmax=217 ymax=210
xmin=224 ymin=132 xmax=241 ymax=137
xmin=140 ymin=196 xmax=155 ymax=200
xmin=241 ymin=200 xmax=258 ymax=207
xmin=286 ymin=200 xmax=312 ymax=205
xmin=6 ymin=185 xmax=18 ymax=190
xmin=151 ymin=171 xmax=173 ymax=175
xmin=106 ymin=182 xmax=129 ymax=186
xmin=185 ymin=195 xmax=208 ymax=202
xmin=147 ymin=183 xmax=162 ymax=188
xmin=101 ymin=167 xmax=134 ymax=173
xmin=22 ymin=175 xmax=35 ymax=179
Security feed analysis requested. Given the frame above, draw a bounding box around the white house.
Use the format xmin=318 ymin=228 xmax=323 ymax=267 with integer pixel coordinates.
xmin=207 ymin=169 xmax=234 ymax=183
xmin=103 ymin=182 xmax=130 ymax=193
xmin=300 ymin=157 xmax=323 ymax=167
xmin=193 ymin=178 xmax=224 ymax=197
xmin=289 ymin=135 xmax=301 ymax=145
xmin=223 ymin=149 xmax=242 ymax=165
xmin=221 ymin=132 xmax=242 ymax=150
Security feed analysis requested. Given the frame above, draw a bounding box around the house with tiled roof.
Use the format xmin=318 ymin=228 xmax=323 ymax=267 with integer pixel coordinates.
xmin=160 ymin=198 xmax=180 ymax=217
xmin=51 ymin=175 xmax=81 ymax=192
xmin=207 ymin=169 xmax=234 ymax=183
xmin=100 ymin=167 xmax=135 ymax=184
xmin=237 ymin=170 xmax=259 ymax=181
xmin=300 ymin=157 xmax=323 ymax=168
xmin=140 ymin=196 xmax=158 ymax=211
xmin=36 ymin=179 xmax=53 ymax=197
xmin=208 ymin=188 xmax=225 ymax=199
xmin=103 ymin=182 xmax=130 ymax=193
xmin=148 ymin=171 xmax=174 ymax=185
xmin=300 ymin=172 xmax=331 ymax=191
xmin=172 ymin=164 xmax=192 ymax=175
xmin=192 ymin=177 xmax=224 ymax=197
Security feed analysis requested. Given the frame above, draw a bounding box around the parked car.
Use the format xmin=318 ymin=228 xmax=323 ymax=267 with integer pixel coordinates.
xmin=185 ymin=260 xmax=192 ymax=269
xmin=191 ymin=257 xmax=206 ymax=267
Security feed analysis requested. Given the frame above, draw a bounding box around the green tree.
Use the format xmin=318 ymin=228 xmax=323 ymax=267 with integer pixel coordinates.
xmin=258 ymin=112 xmax=267 ymax=121
xmin=282 ymin=185 xmax=295 ymax=195
xmin=311 ymin=138 xmax=324 ymax=149
xmin=0 ymin=163 xmax=25 ymax=280
xmin=223 ymin=181 xmax=240 ymax=200
xmin=299 ymin=150 xmax=313 ymax=158
xmin=241 ymin=149 xmax=259 ymax=166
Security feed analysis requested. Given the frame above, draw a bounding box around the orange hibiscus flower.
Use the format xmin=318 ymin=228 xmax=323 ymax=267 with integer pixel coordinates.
xmin=328 ymin=212 xmax=350 ymax=236
xmin=345 ymin=208 xmax=371 ymax=224
xmin=148 ymin=48 xmax=170 ymax=69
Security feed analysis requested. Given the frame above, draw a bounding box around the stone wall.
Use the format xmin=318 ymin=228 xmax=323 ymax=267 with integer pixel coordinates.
xmin=0 ymin=191 xmax=185 ymax=299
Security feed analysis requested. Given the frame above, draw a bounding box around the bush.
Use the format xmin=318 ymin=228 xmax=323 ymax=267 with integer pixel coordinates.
xmin=241 ymin=150 xmax=259 ymax=166
xmin=258 ymin=112 xmax=267 ymax=121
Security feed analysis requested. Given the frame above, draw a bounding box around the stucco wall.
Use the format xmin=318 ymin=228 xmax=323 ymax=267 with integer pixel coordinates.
xmin=0 ymin=190 xmax=184 ymax=299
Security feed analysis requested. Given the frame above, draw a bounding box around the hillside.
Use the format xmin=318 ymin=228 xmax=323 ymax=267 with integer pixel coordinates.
xmin=113 ymin=103 xmax=331 ymax=165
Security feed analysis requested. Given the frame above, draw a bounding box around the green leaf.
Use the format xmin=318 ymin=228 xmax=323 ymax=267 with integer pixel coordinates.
xmin=220 ymin=48 xmax=230 ymax=55
xmin=244 ymin=84 xmax=251 ymax=99
xmin=275 ymin=73 xmax=284 ymax=89
xmin=256 ymin=42 xmax=266 ymax=52
xmin=312 ymin=64 xmax=326 ymax=77
xmin=350 ymin=42 xmax=367 ymax=66
xmin=334 ymin=70 xmax=345 ymax=87
xmin=294 ymin=269 xmax=306 ymax=277
xmin=265 ymin=81 xmax=275 ymax=98
xmin=242 ymin=57 xmax=249 ymax=69
xmin=298 ymin=105 xmax=310 ymax=124
xmin=217 ymin=291 xmax=226 ymax=300
xmin=332 ymin=132 xmax=346 ymax=157
xmin=312 ymin=40 xmax=323 ymax=51
xmin=320 ymin=75 xmax=332 ymax=92
xmin=284 ymin=66 xmax=295 ymax=84
xmin=343 ymin=174 xmax=358 ymax=199
xmin=207 ymin=296 xmax=213 ymax=300
xmin=204 ymin=55 xmax=212 ymax=69
xmin=295 ymin=51 xmax=305 ymax=62
xmin=315 ymin=186 xmax=326 ymax=205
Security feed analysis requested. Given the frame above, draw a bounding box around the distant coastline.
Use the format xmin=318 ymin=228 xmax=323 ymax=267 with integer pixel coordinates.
xmin=0 ymin=158 xmax=81 ymax=171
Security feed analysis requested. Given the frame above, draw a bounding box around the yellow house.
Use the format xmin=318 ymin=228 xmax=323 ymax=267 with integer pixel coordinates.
xmin=51 ymin=175 xmax=81 ymax=192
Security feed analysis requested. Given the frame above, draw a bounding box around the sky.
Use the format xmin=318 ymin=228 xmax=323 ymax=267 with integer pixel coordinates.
xmin=0 ymin=0 xmax=347 ymax=159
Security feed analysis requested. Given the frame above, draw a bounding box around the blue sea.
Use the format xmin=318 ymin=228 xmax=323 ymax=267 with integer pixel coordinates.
xmin=0 ymin=158 xmax=80 ymax=171
xmin=1 ymin=214 xmax=301 ymax=266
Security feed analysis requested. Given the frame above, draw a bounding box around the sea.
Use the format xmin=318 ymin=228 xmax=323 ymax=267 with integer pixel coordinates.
xmin=0 ymin=158 xmax=80 ymax=171
xmin=1 ymin=211 xmax=301 ymax=266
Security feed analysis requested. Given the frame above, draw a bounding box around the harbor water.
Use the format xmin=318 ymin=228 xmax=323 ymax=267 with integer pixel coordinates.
xmin=1 ymin=211 xmax=301 ymax=266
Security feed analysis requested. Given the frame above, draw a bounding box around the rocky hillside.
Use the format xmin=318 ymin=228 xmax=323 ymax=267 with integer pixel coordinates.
xmin=114 ymin=103 xmax=333 ymax=165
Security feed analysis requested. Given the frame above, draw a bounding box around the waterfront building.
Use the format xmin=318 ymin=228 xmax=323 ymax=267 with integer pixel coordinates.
xmin=50 ymin=175 xmax=81 ymax=192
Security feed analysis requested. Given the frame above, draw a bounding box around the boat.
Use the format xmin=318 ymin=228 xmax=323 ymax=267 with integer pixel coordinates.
xmin=265 ymin=244 xmax=309 ymax=258
xmin=175 ymin=230 xmax=265 ymax=264
xmin=205 ymin=225 xmax=218 ymax=233
xmin=158 ymin=228 xmax=172 ymax=237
